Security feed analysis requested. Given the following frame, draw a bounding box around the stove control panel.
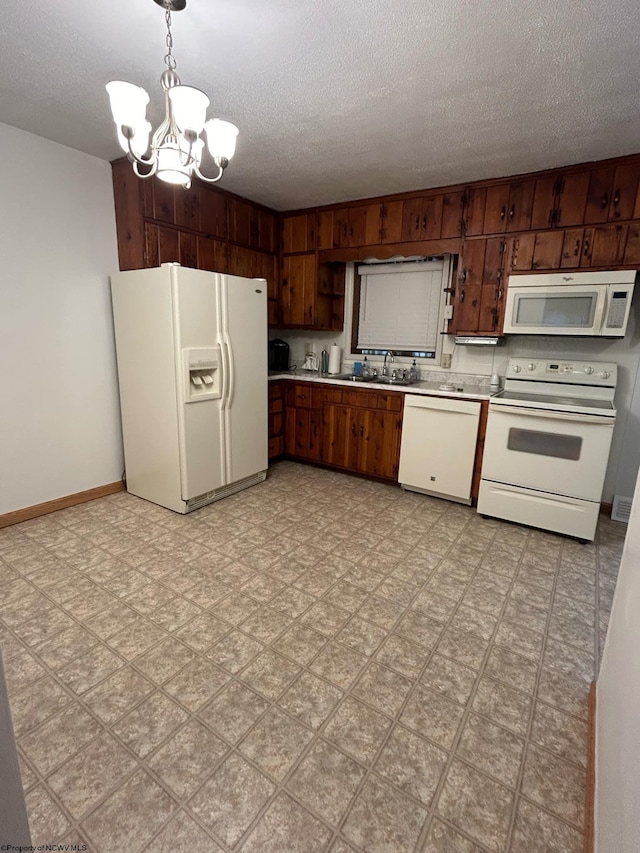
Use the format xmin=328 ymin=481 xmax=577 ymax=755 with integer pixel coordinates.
xmin=505 ymin=358 xmax=617 ymax=386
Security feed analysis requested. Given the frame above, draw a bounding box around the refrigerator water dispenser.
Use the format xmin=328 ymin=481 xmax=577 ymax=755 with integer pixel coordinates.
xmin=183 ymin=347 xmax=221 ymax=402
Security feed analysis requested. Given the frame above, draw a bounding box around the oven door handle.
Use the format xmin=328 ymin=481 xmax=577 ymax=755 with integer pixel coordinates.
xmin=489 ymin=404 xmax=615 ymax=426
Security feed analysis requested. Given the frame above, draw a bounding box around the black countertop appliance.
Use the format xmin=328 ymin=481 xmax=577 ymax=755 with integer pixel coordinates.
xmin=269 ymin=339 xmax=290 ymax=372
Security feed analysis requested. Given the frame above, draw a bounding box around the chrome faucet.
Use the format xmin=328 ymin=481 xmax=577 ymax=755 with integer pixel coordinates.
xmin=382 ymin=351 xmax=394 ymax=377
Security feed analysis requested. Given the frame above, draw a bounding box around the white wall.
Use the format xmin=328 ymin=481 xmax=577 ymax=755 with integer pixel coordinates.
xmin=596 ymin=464 xmax=640 ymax=851
xmin=271 ymin=261 xmax=640 ymax=502
xmin=0 ymin=123 xmax=123 ymax=514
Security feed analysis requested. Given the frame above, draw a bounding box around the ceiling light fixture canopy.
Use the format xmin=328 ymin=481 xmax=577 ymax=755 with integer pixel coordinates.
xmin=106 ymin=0 xmax=238 ymax=188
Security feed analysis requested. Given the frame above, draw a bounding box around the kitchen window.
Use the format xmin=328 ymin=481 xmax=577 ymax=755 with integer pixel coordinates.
xmin=354 ymin=258 xmax=450 ymax=359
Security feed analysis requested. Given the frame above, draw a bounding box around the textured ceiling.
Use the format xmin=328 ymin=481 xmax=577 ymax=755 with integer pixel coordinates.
xmin=2 ymin=0 xmax=640 ymax=210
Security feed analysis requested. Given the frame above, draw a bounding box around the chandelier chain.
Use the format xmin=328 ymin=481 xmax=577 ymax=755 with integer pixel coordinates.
xmin=163 ymin=0 xmax=176 ymax=70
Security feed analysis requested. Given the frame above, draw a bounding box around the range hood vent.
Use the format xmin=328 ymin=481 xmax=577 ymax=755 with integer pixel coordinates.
xmin=454 ymin=336 xmax=503 ymax=346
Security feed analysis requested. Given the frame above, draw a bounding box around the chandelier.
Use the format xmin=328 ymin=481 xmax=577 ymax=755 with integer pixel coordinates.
xmin=106 ymin=0 xmax=238 ymax=188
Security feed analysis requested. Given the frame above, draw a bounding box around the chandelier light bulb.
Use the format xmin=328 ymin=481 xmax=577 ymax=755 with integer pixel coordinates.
xmin=205 ymin=119 xmax=239 ymax=163
xmin=105 ymin=0 xmax=238 ymax=187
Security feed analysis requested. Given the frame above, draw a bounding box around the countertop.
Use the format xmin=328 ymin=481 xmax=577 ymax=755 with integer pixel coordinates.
xmin=268 ymin=372 xmax=495 ymax=400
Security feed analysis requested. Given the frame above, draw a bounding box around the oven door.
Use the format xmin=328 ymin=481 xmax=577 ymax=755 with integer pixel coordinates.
xmin=503 ymin=284 xmax=606 ymax=335
xmin=481 ymin=404 xmax=615 ymax=501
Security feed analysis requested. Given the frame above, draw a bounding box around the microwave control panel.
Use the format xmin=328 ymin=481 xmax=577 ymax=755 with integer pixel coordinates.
xmin=605 ymin=290 xmax=630 ymax=329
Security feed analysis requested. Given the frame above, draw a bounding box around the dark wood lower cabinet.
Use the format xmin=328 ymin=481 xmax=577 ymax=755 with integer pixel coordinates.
xmin=280 ymin=382 xmax=402 ymax=481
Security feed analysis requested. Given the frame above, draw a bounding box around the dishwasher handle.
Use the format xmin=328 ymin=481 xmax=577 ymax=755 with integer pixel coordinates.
xmin=404 ymin=395 xmax=481 ymax=416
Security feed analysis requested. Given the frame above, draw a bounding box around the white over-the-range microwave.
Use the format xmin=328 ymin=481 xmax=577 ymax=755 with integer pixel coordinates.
xmin=503 ymin=270 xmax=636 ymax=336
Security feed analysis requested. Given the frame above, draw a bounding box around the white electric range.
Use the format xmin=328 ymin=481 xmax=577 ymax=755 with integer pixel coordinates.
xmin=477 ymin=357 xmax=617 ymax=541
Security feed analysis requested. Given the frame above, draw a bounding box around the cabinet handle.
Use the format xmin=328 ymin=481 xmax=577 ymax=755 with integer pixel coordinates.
xmin=349 ymin=226 xmax=354 ymax=238
xmin=573 ymin=239 xmax=581 ymax=257
xmin=601 ymin=193 xmax=609 ymax=210
xmin=460 ymin=288 xmax=466 ymax=303
xmin=422 ymin=216 xmax=427 ymax=230
xmin=461 ymin=268 xmax=467 ymax=284
xmin=351 ymin=423 xmax=357 ymax=436
xmin=583 ymin=238 xmax=591 ymax=258
xmin=556 ymin=208 xmax=562 ymax=225
xmin=508 ymin=205 xmax=515 ymax=220
xmin=612 ymin=189 xmax=621 ymax=216
xmin=548 ymin=208 xmax=554 ymax=226
xmin=415 ymin=215 xmax=420 ymax=231
xmin=500 ymin=205 xmax=506 ymax=221
xmin=360 ymin=424 xmax=364 ymax=437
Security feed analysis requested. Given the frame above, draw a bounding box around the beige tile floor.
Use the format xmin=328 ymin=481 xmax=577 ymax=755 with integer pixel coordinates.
xmin=0 ymin=461 xmax=625 ymax=853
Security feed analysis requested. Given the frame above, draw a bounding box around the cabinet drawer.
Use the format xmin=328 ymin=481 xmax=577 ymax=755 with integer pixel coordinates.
xmin=285 ymin=383 xmax=324 ymax=409
xmin=269 ymin=397 xmax=283 ymax=415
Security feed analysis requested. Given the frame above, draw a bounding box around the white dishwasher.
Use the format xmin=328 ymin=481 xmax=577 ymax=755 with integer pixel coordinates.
xmin=398 ymin=395 xmax=481 ymax=504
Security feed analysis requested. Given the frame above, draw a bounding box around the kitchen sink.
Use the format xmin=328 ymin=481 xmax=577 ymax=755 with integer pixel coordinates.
xmin=328 ymin=373 xmax=417 ymax=386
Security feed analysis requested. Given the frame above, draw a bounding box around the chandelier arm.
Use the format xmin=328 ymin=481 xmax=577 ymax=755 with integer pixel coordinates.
xmin=123 ymin=129 xmax=157 ymax=168
xmin=132 ymin=159 xmax=159 ymax=179
xmin=192 ymin=160 xmax=225 ymax=184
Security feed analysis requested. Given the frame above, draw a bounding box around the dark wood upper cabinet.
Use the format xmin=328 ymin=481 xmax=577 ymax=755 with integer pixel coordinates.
xmin=505 ymin=181 xmax=535 ymax=232
xmin=462 ymin=186 xmax=487 ymax=236
xmin=229 ymin=198 xmax=259 ymax=246
xmin=282 ymin=213 xmax=316 ymax=253
xmin=589 ymin=224 xmax=628 ymax=266
xmin=531 ymin=230 xmax=564 ymax=269
xmin=332 ymin=207 xmax=367 ymax=248
xmin=174 ymin=184 xmax=200 ymax=230
xmin=401 ymin=194 xmax=444 ymax=241
xmin=483 ymin=184 xmax=511 ymax=234
xmin=609 ymin=163 xmax=640 ymax=221
xmin=364 ymin=204 xmax=384 ymax=245
xmin=530 ymin=177 xmax=557 ymax=230
xmin=458 ymin=239 xmax=487 ymax=288
xmin=381 ymin=200 xmax=403 ymax=243
xmin=584 ymin=167 xmax=616 ymax=224
xmin=198 ymin=186 xmax=228 ymax=239
xmin=441 ymin=191 xmax=464 ymax=238
xmin=317 ymin=210 xmax=334 ymax=250
xmin=555 ymin=172 xmax=590 ymax=227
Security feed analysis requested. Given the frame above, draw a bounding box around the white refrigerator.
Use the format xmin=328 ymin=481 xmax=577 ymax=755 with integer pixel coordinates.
xmin=110 ymin=263 xmax=268 ymax=513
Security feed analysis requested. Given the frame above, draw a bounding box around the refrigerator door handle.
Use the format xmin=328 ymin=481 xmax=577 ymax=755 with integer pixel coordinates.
xmin=223 ymin=337 xmax=235 ymax=407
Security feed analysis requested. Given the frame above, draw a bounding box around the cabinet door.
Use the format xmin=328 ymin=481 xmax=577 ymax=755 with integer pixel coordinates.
xmin=158 ymin=226 xmax=179 ymax=263
xmin=178 ymin=231 xmax=198 ymax=268
xmin=143 ymin=223 xmax=159 ymax=267
xmin=608 ymin=163 xmax=640 ymax=221
xmin=381 ymin=201 xmax=403 ymax=243
xmin=229 ymin=199 xmax=259 ymax=246
xmin=555 ymin=172 xmax=589 ymax=227
xmin=477 ymin=238 xmax=506 ymax=333
xmin=624 ymin=223 xmax=640 ymax=264
xmin=508 ymin=234 xmax=535 ymax=271
xmin=459 ymin=239 xmax=487 ymax=288
xmin=348 ymin=206 xmax=368 ymax=247
xmin=483 ymin=184 xmax=511 ymax=234
xmin=530 ymin=177 xmax=557 ymax=230
xmin=285 ymin=407 xmax=321 ymax=461
xmin=258 ymin=210 xmax=277 ymax=253
xmin=441 ymin=191 xmax=464 ymax=238
xmin=560 ymin=229 xmax=585 ymax=268
xmin=589 ymin=224 xmax=628 ymax=266
xmin=282 ymin=214 xmax=315 ymax=253
xmin=506 ymin=181 xmax=535 ymax=232
xmin=317 ymin=210 xmax=334 ymax=249
xmin=281 ymin=254 xmax=316 ymax=326
xmin=150 ymin=180 xmax=175 ymax=223
xmin=199 ymin=187 xmax=228 ymax=239
xmin=463 ymin=186 xmax=487 ymax=236
xmin=531 ymin=230 xmax=564 ymax=269
xmin=584 ymin=167 xmax=615 ymax=224
xmin=332 ymin=210 xmax=350 ymax=248
xmin=360 ymin=410 xmax=401 ymax=480
xmin=422 ymin=194 xmax=444 ymax=239
xmin=364 ymin=204 xmax=384 ymax=245
xmin=401 ymin=198 xmax=424 ymax=242
xmin=197 ymin=236 xmax=228 ymax=273
xmin=322 ymin=404 xmax=352 ymax=468
xmin=174 ymin=184 xmax=200 ymax=230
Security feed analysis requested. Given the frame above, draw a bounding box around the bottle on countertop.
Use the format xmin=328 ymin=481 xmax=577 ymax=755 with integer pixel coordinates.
xmin=409 ymin=359 xmax=419 ymax=383
xmin=321 ymin=348 xmax=329 ymax=374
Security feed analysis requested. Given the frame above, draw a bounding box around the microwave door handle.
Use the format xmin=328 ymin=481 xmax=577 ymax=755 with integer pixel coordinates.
xmin=593 ymin=288 xmax=608 ymax=333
